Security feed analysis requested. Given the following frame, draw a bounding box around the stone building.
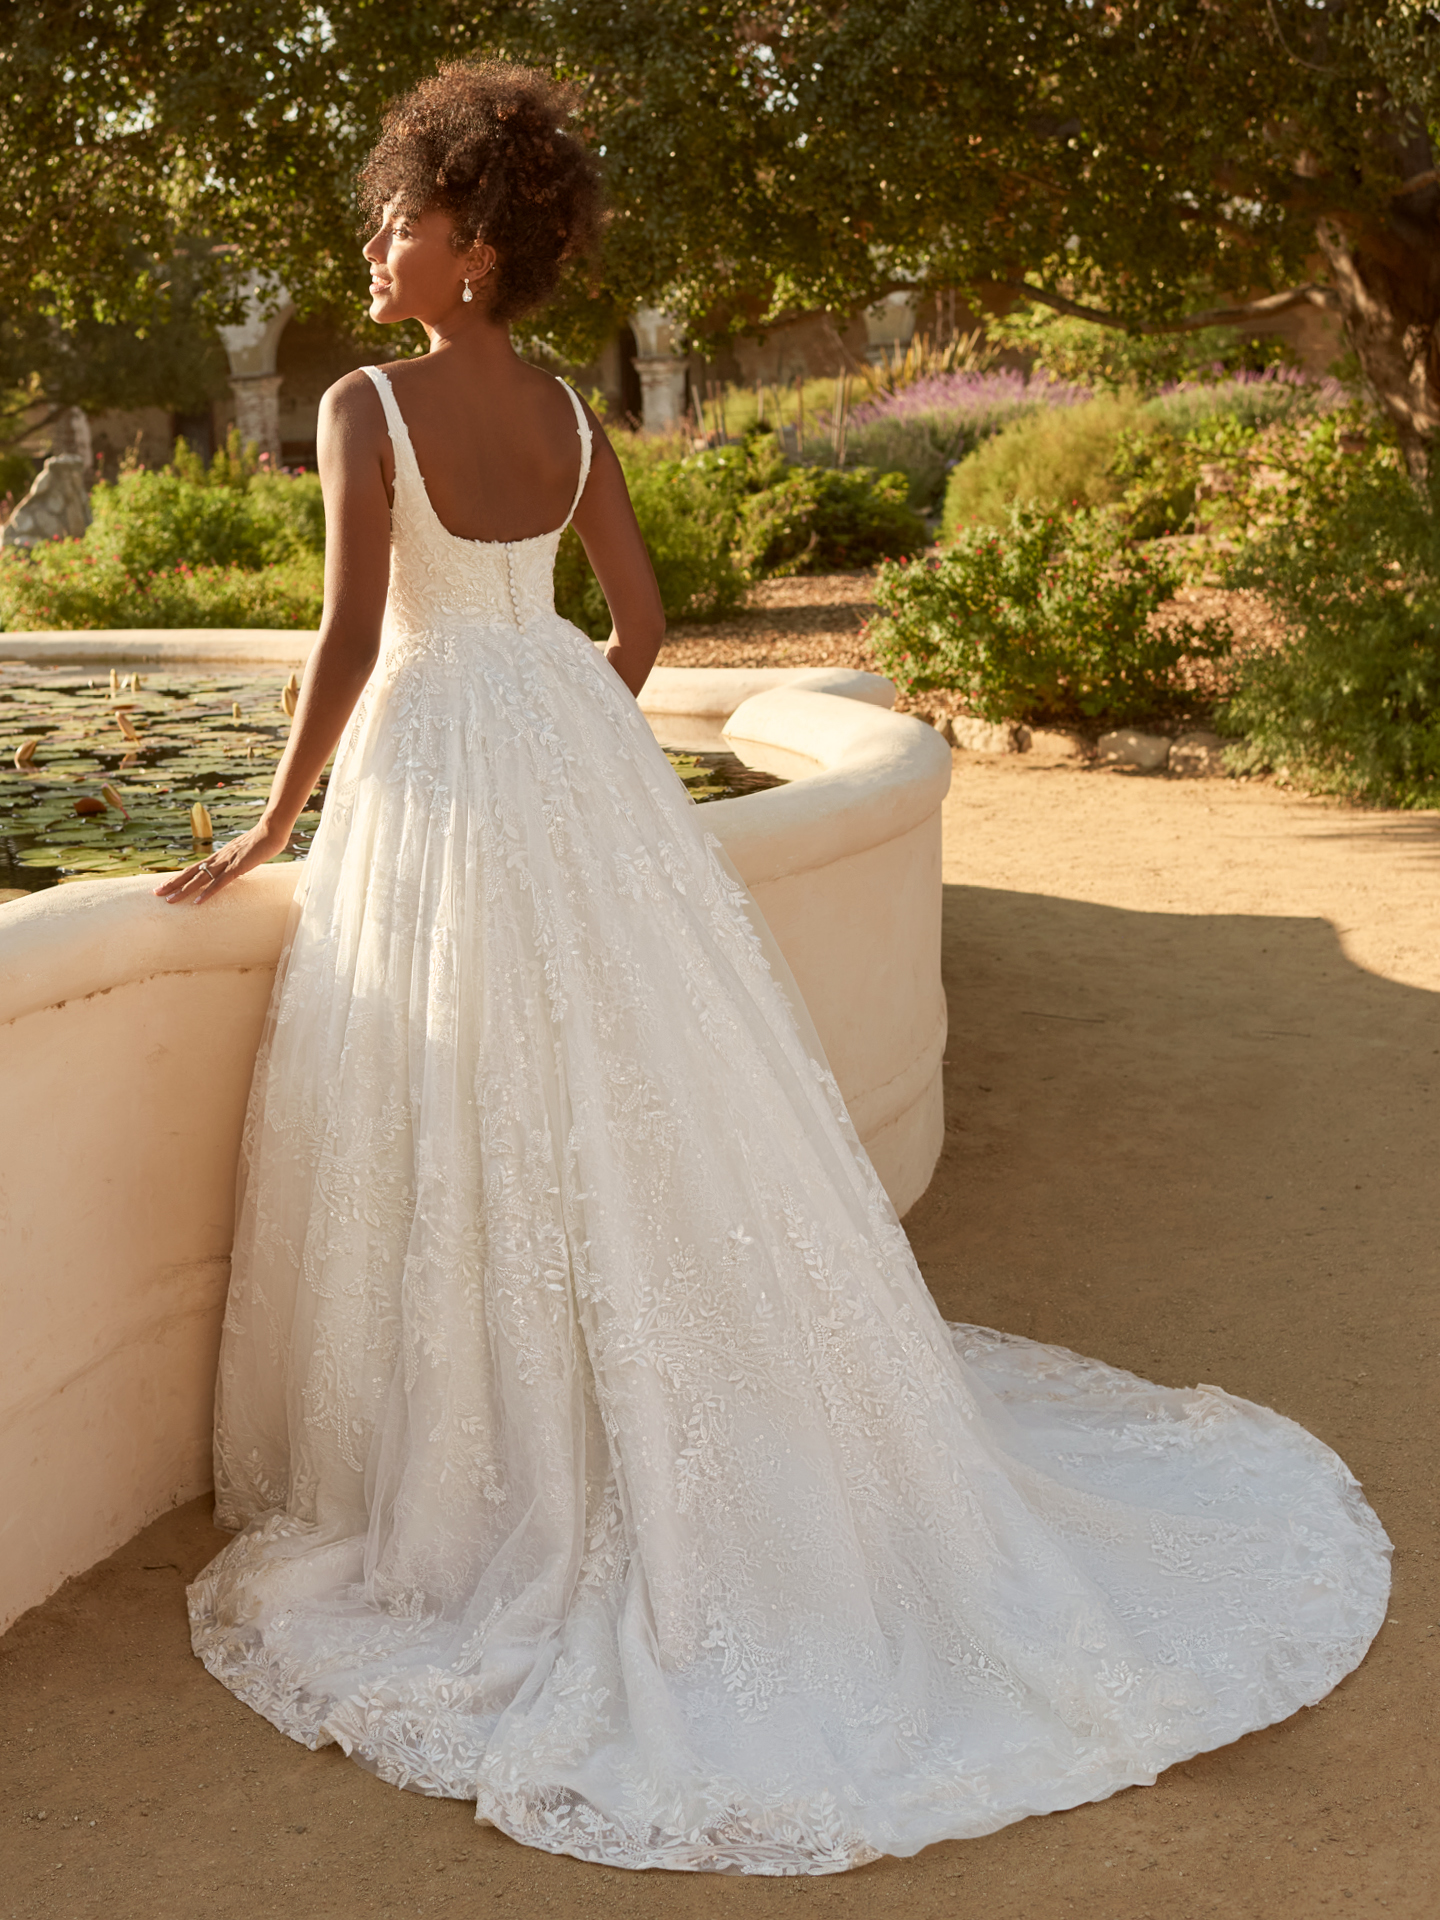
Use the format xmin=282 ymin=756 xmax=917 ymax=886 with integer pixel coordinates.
xmin=64 ymin=282 xmax=941 ymax=473
xmin=22 ymin=277 xmax=1345 ymax=477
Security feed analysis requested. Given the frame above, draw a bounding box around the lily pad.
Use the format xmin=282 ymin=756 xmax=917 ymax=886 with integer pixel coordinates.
xmin=0 ymin=661 xmax=784 ymax=896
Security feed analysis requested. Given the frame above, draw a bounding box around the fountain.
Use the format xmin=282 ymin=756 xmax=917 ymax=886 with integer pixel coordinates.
xmin=0 ymin=635 xmax=951 ymax=1630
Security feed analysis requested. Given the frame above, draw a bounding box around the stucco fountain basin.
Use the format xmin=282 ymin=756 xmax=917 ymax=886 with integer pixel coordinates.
xmin=0 ymin=636 xmax=951 ymax=1631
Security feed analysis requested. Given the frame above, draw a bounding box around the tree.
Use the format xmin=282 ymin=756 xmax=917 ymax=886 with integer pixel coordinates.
xmin=775 ymin=1 xmax=1440 ymax=477
xmin=4 ymin=4 xmax=1439 ymax=468
xmin=0 ymin=260 xmax=232 ymax=449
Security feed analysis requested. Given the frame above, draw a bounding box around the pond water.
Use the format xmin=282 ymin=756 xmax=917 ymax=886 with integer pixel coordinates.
xmin=0 ymin=664 xmax=786 ymax=895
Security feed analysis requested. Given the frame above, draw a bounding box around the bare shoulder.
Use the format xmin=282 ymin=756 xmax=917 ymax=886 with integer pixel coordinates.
xmin=557 ymin=382 xmax=616 ymax=455
xmin=569 ymin=385 xmax=605 ymax=431
xmin=320 ymin=368 xmax=387 ymax=430
xmin=317 ymin=369 xmax=389 ymax=463
xmin=374 ymin=353 xmax=433 ymax=396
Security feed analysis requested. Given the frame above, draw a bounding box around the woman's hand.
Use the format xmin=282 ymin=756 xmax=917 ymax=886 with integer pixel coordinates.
xmin=152 ymin=818 xmax=295 ymax=907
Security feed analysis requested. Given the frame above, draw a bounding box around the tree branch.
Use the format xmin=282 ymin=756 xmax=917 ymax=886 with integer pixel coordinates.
xmin=1001 ymin=280 xmax=1341 ymax=335
xmin=0 ymin=405 xmax=63 ymax=453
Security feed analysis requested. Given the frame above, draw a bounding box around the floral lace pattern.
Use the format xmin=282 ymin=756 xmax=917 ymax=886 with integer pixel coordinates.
xmin=189 ymin=369 xmax=1391 ymax=1875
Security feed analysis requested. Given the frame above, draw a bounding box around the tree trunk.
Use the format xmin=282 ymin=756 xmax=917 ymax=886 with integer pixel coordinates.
xmin=1316 ymin=201 xmax=1440 ymax=485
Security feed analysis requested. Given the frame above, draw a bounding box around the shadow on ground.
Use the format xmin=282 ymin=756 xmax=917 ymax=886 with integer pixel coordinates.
xmin=1 ymin=881 xmax=1434 ymax=1919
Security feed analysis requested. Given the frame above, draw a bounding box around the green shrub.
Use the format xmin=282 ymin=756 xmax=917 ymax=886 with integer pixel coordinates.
xmin=828 ymin=417 xmax=950 ymax=511
xmin=868 ymin=505 xmax=1230 ymax=728
xmin=1222 ymin=415 xmax=1440 ymax=806
xmin=1111 ymin=379 xmax=1345 ymax=538
xmin=653 ymin=428 xmax=924 ymax=578
xmin=942 ymin=395 xmax=1148 ymax=534
xmin=554 ymin=439 xmax=752 ymax=638
xmin=735 ymin=466 xmax=928 ymax=576
xmin=0 ymin=543 xmax=323 ymax=630
xmin=85 ymin=435 xmax=325 ymax=576
xmin=245 ymin=471 xmax=327 ymax=558
xmin=553 ymin=430 xmax=919 ymax=635
xmin=0 ymin=429 xmax=328 ymax=631
xmin=682 ymin=432 xmax=791 ymax=507
xmin=87 ymin=472 xmax=275 ymax=573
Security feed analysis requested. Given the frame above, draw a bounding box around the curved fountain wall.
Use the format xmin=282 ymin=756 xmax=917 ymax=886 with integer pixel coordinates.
xmin=0 ymin=653 xmax=951 ymax=1630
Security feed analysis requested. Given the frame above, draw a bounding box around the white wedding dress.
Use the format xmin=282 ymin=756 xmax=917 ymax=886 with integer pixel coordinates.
xmin=189 ymin=369 xmax=1391 ymax=1875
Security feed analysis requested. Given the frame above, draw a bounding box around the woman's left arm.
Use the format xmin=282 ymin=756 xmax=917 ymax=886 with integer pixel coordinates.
xmin=154 ymin=373 xmax=392 ymax=907
xmin=570 ymin=404 xmax=666 ymax=698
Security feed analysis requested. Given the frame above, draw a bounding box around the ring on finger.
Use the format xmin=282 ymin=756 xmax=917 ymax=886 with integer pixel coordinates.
xmin=197 ymin=861 xmax=217 ymax=882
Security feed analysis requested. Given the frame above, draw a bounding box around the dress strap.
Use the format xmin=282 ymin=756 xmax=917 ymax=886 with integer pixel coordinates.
xmin=555 ymin=378 xmax=593 ymax=527
xmin=360 ymin=365 xmax=419 ymax=485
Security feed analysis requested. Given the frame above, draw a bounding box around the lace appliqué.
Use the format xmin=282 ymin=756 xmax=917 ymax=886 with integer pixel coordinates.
xmin=188 ymin=363 xmax=1391 ymax=1876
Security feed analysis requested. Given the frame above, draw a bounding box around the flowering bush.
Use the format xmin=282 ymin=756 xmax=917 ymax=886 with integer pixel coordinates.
xmin=942 ymin=370 xmax=1351 ymax=540
xmin=867 ymin=505 xmax=1231 ymax=728
xmin=0 ymin=429 xmax=327 ymax=631
xmin=1143 ymin=367 xmax=1346 ymax=438
xmin=0 ymin=542 xmax=323 ymax=630
xmin=835 ymin=370 xmax=1093 ymax=511
xmin=849 ymin=367 xmax=1093 ymax=427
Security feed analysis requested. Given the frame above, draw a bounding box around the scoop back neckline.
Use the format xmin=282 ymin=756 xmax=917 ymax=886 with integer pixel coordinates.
xmin=369 ymin=365 xmax=586 ymax=549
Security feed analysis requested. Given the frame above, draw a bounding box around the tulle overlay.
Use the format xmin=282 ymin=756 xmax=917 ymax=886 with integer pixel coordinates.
xmin=189 ymin=370 xmax=1390 ymax=1874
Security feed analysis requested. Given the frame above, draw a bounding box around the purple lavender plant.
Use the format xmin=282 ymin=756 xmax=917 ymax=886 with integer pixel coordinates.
xmin=845 ymin=368 xmax=1092 ymax=432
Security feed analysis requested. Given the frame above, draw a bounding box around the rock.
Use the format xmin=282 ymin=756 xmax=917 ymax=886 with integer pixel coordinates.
xmin=1026 ymin=727 xmax=1089 ymax=760
xmin=945 ymin=714 xmax=1026 ymax=754
xmin=1098 ymin=728 xmax=1171 ymax=772
xmin=1170 ymin=730 xmax=1229 ymax=778
xmin=1 ymin=456 xmax=92 ymax=548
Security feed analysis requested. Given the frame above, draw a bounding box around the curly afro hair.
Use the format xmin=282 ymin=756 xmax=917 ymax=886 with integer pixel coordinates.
xmin=358 ymin=61 xmax=603 ymax=324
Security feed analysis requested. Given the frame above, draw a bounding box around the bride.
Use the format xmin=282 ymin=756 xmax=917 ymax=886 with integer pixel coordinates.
xmin=158 ymin=60 xmax=1390 ymax=1876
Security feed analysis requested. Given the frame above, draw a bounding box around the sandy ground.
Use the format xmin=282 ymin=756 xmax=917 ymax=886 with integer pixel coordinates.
xmin=4 ymin=659 xmax=1439 ymax=1918
xmin=657 ymin=573 xmax=880 ymax=674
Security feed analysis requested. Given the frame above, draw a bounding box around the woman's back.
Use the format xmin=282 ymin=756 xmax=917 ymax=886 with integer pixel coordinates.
xmin=375 ymin=354 xmax=587 ymax=544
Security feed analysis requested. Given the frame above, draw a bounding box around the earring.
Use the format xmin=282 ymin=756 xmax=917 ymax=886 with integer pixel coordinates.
xmin=462 ymin=278 xmax=473 ymax=304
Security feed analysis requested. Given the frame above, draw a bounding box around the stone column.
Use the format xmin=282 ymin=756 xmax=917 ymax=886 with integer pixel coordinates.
xmin=218 ymin=277 xmax=294 ymax=465
xmin=229 ymin=373 xmax=284 ymax=465
xmin=632 ymin=306 xmax=690 ymax=433
xmin=49 ymin=406 xmax=93 ymax=468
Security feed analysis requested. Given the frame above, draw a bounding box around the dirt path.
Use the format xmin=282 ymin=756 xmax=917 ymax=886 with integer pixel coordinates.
xmin=3 ymin=749 xmax=1436 ymax=1920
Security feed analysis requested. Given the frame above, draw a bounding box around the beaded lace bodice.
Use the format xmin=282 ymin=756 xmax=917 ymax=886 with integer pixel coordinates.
xmin=364 ymin=364 xmax=592 ymax=636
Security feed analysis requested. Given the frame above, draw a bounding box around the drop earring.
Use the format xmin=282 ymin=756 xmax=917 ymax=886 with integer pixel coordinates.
xmin=462 ymin=278 xmax=473 ymax=304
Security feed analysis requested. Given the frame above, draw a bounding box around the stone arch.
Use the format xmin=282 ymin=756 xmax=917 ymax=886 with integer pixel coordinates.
xmin=218 ymin=279 xmax=295 ymax=464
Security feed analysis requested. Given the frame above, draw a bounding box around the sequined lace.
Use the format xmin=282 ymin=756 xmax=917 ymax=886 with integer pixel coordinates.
xmin=189 ymin=368 xmax=1391 ymax=1875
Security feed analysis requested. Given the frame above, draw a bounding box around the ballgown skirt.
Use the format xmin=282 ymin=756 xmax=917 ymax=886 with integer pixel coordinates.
xmin=188 ymin=367 xmax=1390 ymax=1874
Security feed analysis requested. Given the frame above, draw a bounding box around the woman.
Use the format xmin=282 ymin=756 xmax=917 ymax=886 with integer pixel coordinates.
xmin=164 ymin=61 xmax=1390 ymax=1876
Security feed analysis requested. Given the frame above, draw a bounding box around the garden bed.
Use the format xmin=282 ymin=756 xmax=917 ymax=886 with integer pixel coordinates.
xmin=661 ymin=570 xmax=1284 ymax=741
